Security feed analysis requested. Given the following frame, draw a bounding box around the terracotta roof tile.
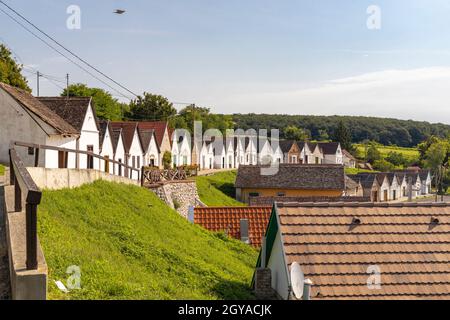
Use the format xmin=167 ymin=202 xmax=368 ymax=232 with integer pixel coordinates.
xmin=194 ymin=206 xmax=272 ymax=247
xmin=235 ymin=164 xmax=345 ymax=190
xmin=276 ymin=203 xmax=450 ymax=299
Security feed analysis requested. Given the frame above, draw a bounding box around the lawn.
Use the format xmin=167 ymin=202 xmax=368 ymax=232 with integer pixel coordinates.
xmin=345 ymin=167 xmax=378 ymax=175
xmin=0 ymin=164 xmax=4 ymax=176
xmin=38 ymin=180 xmax=258 ymax=300
xmin=193 ymin=171 xmax=245 ymax=207
xmin=354 ymin=144 xmax=420 ymax=163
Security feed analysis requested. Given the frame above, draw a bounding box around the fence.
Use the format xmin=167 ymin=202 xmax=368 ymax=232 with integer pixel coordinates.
xmin=8 ymin=148 xmax=41 ymax=270
xmin=141 ymin=165 xmax=198 ymax=187
xmin=13 ymin=141 xmax=141 ymax=181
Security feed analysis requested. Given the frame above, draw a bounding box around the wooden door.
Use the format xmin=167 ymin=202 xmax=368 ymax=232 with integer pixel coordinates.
xmin=58 ymin=151 xmax=68 ymax=168
xmin=87 ymin=145 xmax=94 ymax=169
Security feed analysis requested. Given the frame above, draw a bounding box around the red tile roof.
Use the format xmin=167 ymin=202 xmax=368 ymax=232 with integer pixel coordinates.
xmin=274 ymin=202 xmax=450 ymax=300
xmin=137 ymin=121 xmax=169 ymax=148
xmin=110 ymin=122 xmax=139 ymax=153
xmin=194 ymin=206 xmax=272 ymax=247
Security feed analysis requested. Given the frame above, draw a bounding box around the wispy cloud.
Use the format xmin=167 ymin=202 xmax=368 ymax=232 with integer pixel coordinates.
xmin=219 ymin=67 xmax=450 ymax=124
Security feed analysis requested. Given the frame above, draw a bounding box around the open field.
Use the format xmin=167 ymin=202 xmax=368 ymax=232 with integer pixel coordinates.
xmin=38 ymin=180 xmax=257 ymax=300
xmin=354 ymin=144 xmax=420 ymax=163
xmin=193 ymin=171 xmax=245 ymax=207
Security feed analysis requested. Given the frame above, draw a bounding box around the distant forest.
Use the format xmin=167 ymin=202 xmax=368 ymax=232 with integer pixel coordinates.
xmin=230 ymin=114 xmax=450 ymax=147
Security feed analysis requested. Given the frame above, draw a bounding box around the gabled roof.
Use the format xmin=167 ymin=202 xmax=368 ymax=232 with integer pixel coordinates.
xmin=266 ymin=202 xmax=450 ymax=300
xmin=385 ymin=172 xmax=399 ymax=185
xmin=37 ymin=96 xmax=97 ymax=133
xmin=278 ymin=140 xmax=296 ymax=153
xmin=342 ymin=149 xmax=356 ymax=161
xmin=98 ymin=120 xmax=113 ymax=150
xmin=345 ymin=175 xmax=361 ymax=191
xmin=318 ymin=142 xmax=340 ymax=155
xmin=110 ymin=122 xmax=140 ymax=153
xmin=0 ymin=82 xmax=78 ymax=135
xmin=137 ymin=121 xmax=169 ymax=148
xmin=138 ymin=129 xmax=159 ymax=154
xmin=111 ymin=128 xmax=124 ymax=153
xmin=348 ymin=173 xmax=379 ymax=189
xmin=235 ymin=164 xmax=345 ymax=190
xmin=419 ymin=170 xmax=431 ymax=181
xmin=194 ymin=207 xmax=271 ymax=247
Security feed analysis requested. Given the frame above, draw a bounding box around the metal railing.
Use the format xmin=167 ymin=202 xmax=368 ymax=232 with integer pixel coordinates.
xmin=8 ymin=148 xmax=41 ymax=270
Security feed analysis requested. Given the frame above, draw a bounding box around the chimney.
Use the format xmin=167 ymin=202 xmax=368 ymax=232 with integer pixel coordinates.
xmin=240 ymin=219 xmax=249 ymax=244
xmin=303 ymin=279 xmax=313 ymax=300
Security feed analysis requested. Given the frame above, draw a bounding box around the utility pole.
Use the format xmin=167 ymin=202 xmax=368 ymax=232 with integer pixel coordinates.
xmin=36 ymin=71 xmax=41 ymax=97
xmin=66 ymin=73 xmax=70 ymax=97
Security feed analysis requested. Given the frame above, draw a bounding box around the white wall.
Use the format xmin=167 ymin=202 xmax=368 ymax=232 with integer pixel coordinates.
xmin=99 ymin=131 xmax=114 ymax=174
xmin=114 ymin=134 xmax=126 ymax=176
xmin=267 ymin=231 xmax=290 ymax=300
xmin=144 ymin=136 xmax=160 ymax=167
xmin=127 ymin=129 xmax=144 ymax=179
xmin=44 ymin=135 xmax=78 ymax=169
xmin=78 ymin=104 xmax=100 ymax=170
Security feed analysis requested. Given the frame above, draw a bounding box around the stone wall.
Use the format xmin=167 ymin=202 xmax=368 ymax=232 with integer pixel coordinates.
xmin=149 ymin=180 xmax=204 ymax=218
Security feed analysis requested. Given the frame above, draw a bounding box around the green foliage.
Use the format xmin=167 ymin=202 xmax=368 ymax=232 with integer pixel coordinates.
xmin=127 ymin=93 xmax=176 ymax=121
xmin=38 ymin=181 xmax=257 ymax=300
xmin=0 ymin=164 xmax=4 ymax=176
xmin=0 ymin=44 xmax=31 ymax=92
xmin=345 ymin=167 xmax=377 ymax=175
xmin=366 ymin=142 xmax=382 ymax=164
xmin=318 ymin=129 xmax=329 ymax=141
xmin=385 ymin=151 xmax=408 ymax=167
xmin=372 ymin=159 xmax=395 ymax=172
xmin=232 ymin=114 xmax=450 ymax=147
xmin=283 ymin=125 xmax=309 ymax=141
xmin=62 ymin=83 xmax=126 ymax=120
xmin=334 ymin=121 xmax=353 ymax=152
xmin=162 ymin=151 xmax=172 ymax=169
xmin=194 ymin=171 xmax=245 ymax=207
xmin=172 ymin=105 xmax=234 ymax=134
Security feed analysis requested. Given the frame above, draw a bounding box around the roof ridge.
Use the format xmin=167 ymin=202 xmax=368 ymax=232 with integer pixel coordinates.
xmin=277 ymin=202 xmax=450 ymax=208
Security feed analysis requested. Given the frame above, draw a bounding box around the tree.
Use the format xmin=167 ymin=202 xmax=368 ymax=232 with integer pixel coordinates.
xmin=373 ymin=159 xmax=395 ymax=172
xmin=127 ymin=93 xmax=176 ymax=121
xmin=0 ymin=44 xmax=31 ymax=92
xmin=385 ymin=151 xmax=407 ymax=167
xmin=62 ymin=83 xmax=126 ymax=120
xmin=174 ymin=104 xmax=234 ymax=133
xmin=162 ymin=151 xmax=172 ymax=169
xmin=334 ymin=121 xmax=353 ymax=151
xmin=284 ymin=125 xmax=309 ymax=141
xmin=424 ymin=139 xmax=450 ymax=200
xmin=318 ymin=129 xmax=329 ymax=141
xmin=366 ymin=142 xmax=382 ymax=164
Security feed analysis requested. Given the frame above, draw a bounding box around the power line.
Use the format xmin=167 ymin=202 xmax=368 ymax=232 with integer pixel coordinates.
xmin=0 ymin=0 xmax=139 ymax=98
xmin=0 ymin=6 xmax=133 ymax=100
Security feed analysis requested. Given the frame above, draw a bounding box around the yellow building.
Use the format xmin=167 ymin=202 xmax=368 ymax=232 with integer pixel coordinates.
xmin=235 ymin=164 xmax=345 ymax=203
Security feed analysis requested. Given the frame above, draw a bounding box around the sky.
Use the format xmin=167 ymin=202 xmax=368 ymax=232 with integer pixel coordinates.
xmin=1 ymin=0 xmax=450 ymax=123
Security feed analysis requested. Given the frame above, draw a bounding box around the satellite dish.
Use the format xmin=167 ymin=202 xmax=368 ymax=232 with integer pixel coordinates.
xmin=290 ymin=262 xmax=305 ymax=299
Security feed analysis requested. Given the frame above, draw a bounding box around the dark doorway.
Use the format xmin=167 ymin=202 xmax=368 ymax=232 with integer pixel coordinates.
xmin=87 ymin=145 xmax=94 ymax=169
xmin=58 ymin=151 xmax=68 ymax=168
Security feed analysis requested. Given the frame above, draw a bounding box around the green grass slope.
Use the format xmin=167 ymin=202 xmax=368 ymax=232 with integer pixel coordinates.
xmin=0 ymin=164 xmax=4 ymax=176
xmin=354 ymin=144 xmax=420 ymax=163
xmin=193 ymin=171 xmax=245 ymax=207
xmin=38 ymin=180 xmax=257 ymax=300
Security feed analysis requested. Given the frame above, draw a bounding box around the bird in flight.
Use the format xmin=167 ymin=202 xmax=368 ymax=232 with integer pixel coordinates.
xmin=114 ymin=9 xmax=126 ymax=14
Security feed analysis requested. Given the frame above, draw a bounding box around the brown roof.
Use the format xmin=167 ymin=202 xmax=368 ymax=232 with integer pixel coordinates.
xmin=345 ymin=175 xmax=360 ymax=191
xmin=0 ymin=82 xmax=78 ymax=135
xmin=318 ymin=142 xmax=340 ymax=154
xmin=138 ymin=129 xmax=159 ymax=153
xmin=137 ymin=121 xmax=169 ymax=148
xmin=98 ymin=120 xmax=112 ymax=149
xmin=342 ymin=149 xmax=356 ymax=161
xmin=194 ymin=206 xmax=271 ymax=247
xmin=111 ymin=128 xmax=124 ymax=153
xmin=110 ymin=122 xmax=140 ymax=153
xmin=348 ymin=173 xmax=379 ymax=190
xmin=274 ymin=202 xmax=450 ymax=300
xmin=235 ymin=164 xmax=345 ymax=190
xmin=37 ymin=96 xmax=96 ymax=133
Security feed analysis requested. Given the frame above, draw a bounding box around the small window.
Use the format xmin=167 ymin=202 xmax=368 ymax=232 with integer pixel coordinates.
xmin=277 ymin=192 xmax=286 ymax=197
xmin=28 ymin=147 xmax=35 ymax=155
xmin=249 ymin=192 xmax=260 ymax=197
xmin=137 ymin=156 xmax=140 ymax=168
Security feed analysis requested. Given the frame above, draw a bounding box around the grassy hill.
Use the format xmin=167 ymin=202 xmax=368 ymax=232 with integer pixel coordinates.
xmin=38 ymin=180 xmax=257 ymax=300
xmin=354 ymin=144 xmax=420 ymax=163
xmin=0 ymin=164 xmax=4 ymax=176
xmin=193 ymin=171 xmax=245 ymax=207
